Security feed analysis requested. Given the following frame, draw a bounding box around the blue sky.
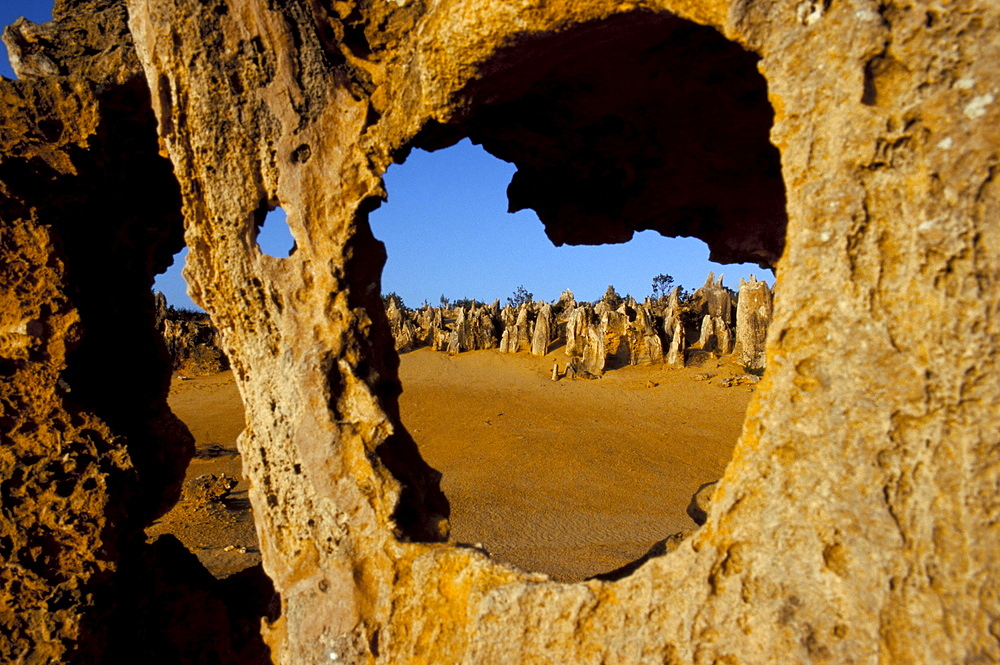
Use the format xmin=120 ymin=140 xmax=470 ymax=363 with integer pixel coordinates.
xmin=4 ymin=2 xmax=770 ymax=311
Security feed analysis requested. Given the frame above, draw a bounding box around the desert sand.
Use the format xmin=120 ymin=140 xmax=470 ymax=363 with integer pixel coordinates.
xmin=149 ymin=347 xmax=753 ymax=582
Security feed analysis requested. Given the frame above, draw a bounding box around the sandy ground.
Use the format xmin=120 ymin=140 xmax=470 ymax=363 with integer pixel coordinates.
xmin=146 ymin=371 xmax=259 ymax=578
xmin=149 ymin=348 xmax=753 ymax=582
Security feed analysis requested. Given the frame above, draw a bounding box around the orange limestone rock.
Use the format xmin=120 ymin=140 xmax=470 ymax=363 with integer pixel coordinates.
xmin=1 ymin=0 xmax=998 ymax=663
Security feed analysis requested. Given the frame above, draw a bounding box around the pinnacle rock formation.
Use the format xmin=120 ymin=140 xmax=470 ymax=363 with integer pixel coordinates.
xmin=514 ymin=304 xmax=533 ymax=352
xmin=600 ymin=309 xmax=631 ymax=369
xmin=386 ymin=299 xmax=417 ymax=352
xmin=2 ymin=0 xmax=998 ymax=663
xmin=696 ymin=313 xmax=716 ymax=352
xmin=735 ymin=275 xmax=773 ymax=370
xmin=154 ymin=293 xmax=230 ymax=376
xmin=581 ymin=324 xmax=607 ymax=377
xmin=714 ymin=315 xmax=734 ymax=355
xmin=469 ymin=305 xmax=499 ymax=351
xmin=161 ymin=314 xmax=229 ymax=376
xmin=564 ymin=305 xmax=590 ymax=358
xmin=628 ymin=306 xmax=665 ymax=366
xmin=667 ymin=321 xmax=686 ymax=368
xmin=530 ymin=302 xmax=553 ymax=356
xmin=691 ymin=272 xmax=735 ymax=327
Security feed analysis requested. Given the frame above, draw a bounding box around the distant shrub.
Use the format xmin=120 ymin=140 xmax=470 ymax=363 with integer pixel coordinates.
xmin=167 ymin=305 xmax=210 ymax=322
xmin=382 ymin=292 xmax=407 ymax=312
xmin=651 ymin=273 xmax=675 ymax=300
xmin=506 ymin=285 xmax=533 ymax=308
xmin=600 ymin=285 xmax=623 ymax=309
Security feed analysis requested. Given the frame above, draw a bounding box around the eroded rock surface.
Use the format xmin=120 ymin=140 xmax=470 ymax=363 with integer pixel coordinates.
xmin=0 ymin=2 xmax=271 ymax=662
xmin=2 ymin=0 xmax=998 ymax=663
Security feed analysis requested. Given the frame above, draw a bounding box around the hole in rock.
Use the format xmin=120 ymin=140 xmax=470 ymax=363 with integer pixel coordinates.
xmin=150 ymin=247 xmax=263 ymax=581
xmin=370 ymin=139 xmax=775 ymax=582
xmin=255 ymin=205 xmax=296 ymax=258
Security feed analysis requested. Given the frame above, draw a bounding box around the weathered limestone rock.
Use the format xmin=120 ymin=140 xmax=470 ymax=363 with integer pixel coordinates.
xmin=564 ymin=305 xmax=589 ymax=358
xmin=694 ymin=313 xmax=733 ymax=355
xmin=185 ymin=473 xmax=238 ymax=503
xmin=580 ymin=324 xmax=607 ymax=377
xmin=0 ymin=2 xmax=273 ymax=662
xmin=556 ymin=289 xmax=577 ymax=314
xmin=3 ymin=0 xmax=998 ymax=662
xmin=431 ymin=327 xmax=450 ymax=351
xmin=450 ymin=306 xmax=469 ymax=353
xmin=411 ymin=304 xmax=440 ymax=346
xmin=468 ymin=305 xmax=499 ymax=350
xmin=514 ymin=305 xmax=532 ymax=352
xmin=161 ymin=311 xmax=229 ymax=376
xmin=601 ymin=309 xmax=631 ymax=368
xmin=498 ymin=328 xmax=511 ymax=353
xmin=631 ymin=333 xmax=664 ymax=366
xmin=445 ymin=329 xmax=460 ymax=354
xmin=667 ymin=320 xmax=686 ymax=368
xmin=691 ymin=272 xmax=734 ymax=326
xmin=530 ymin=302 xmax=553 ymax=356
xmin=627 ymin=306 xmax=665 ymax=365
xmin=385 ymin=298 xmax=416 ymax=352
xmin=735 ymin=275 xmax=773 ymax=370
xmin=696 ymin=313 xmax=716 ymax=352
xmin=714 ymin=315 xmax=734 ymax=354
xmin=686 ymin=481 xmax=718 ymax=527
xmin=661 ymin=286 xmax=682 ymax=335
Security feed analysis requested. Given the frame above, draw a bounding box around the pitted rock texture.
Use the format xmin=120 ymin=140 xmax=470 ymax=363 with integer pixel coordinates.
xmin=0 ymin=2 xmax=194 ymax=659
xmin=0 ymin=2 xmax=272 ymax=662
xmin=2 ymin=0 xmax=998 ymax=662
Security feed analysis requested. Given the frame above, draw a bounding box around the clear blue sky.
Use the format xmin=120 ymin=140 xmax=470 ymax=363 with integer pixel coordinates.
xmin=4 ymin=2 xmax=769 ymax=311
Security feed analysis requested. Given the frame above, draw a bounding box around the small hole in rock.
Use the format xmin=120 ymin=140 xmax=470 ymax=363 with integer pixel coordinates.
xmin=256 ymin=205 xmax=296 ymax=258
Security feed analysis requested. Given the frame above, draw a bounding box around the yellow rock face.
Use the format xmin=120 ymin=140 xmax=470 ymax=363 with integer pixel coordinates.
xmin=1 ymin=0 xmax=998 ymax=662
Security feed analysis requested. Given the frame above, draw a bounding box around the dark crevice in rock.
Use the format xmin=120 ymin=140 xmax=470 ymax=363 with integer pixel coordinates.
xmin=105 ymin=535 xmax=278 ymax=665
xmin=51 ymin=77 xmax=193 ymax=527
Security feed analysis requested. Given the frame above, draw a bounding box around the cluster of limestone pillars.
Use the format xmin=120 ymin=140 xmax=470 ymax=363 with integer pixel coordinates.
xmin=385 ymin=273 xmax=774 ymax=376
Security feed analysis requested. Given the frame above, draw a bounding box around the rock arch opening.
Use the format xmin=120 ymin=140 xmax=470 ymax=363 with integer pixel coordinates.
xmin=362 ymin=8 xmax=787 ymax=584
xmin=370 ymin=133 xmax=776 ymax=579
